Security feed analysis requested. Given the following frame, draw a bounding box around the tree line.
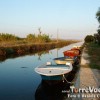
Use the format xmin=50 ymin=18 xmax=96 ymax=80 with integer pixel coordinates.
xmin=0 ymin=33 xmax=19 ymax=41
xmin=85 ymin=8 xmax=100 ymax=44
xmin=0 ymin=29 xmax=51 ymax=43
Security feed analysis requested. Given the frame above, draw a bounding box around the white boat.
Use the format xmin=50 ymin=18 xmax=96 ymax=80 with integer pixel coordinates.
xmin=35 ymin=62 xmax=73 ymax=81
xmin=54 ymin=56 xmax=78 ymax=65
xmin=73 ymin=45 xmax=82 ymax=49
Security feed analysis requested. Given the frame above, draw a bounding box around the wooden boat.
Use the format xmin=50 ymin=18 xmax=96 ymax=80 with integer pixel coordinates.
xmin=53 ymin=56 xmax=78 ymax=65
xmin=71 ymin=46 xmax=82 ymax=54
xmin=63 ymin=50 xmax=80 ymax=57
xmin=35 ymin=62 xmax=73 ymax=81
xmin=73 ymin=46 xmax=82 ymax=49
xmin=71 ymin=48 xmax=81 ymax=55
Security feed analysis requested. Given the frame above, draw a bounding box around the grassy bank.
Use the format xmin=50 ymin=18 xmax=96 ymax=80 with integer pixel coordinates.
xmin=0 ymin=40 xmax=79 ymax=56
xmin=85 ymin=42 xmax=100 ymax=70
xmin=0 ymin=33 xmax=80 ymax=56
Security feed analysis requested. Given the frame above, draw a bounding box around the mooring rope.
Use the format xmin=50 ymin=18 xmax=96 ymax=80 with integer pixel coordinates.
xmin=62 ymin=74 xmax=74 ymax=84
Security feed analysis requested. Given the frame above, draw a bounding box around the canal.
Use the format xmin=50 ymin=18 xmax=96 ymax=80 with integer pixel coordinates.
xmin=0 ymin=42 xmax=83 ymax=100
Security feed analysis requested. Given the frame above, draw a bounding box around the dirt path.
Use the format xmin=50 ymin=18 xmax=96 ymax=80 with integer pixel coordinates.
xmin=79 ymin=47 xmax=100 ymax=100
xmin=72 ymin=47 xmax=100 ymax=100
xmin=80 ymin=48 xmax=97 ymax=87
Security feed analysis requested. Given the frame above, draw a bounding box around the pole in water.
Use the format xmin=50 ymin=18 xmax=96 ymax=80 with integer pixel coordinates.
xmin=57 ymin=29 xmax=59 ymax=42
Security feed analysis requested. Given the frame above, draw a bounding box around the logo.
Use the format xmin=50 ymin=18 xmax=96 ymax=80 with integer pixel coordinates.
xmin=62 ymin=86 xmax=100 ymax=98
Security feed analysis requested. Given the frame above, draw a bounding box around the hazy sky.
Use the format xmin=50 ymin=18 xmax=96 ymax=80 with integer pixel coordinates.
xmin=0 ymin=0 xmax=100 ymax=39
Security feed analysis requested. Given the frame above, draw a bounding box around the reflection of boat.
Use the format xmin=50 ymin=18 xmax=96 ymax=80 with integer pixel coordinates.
xmin=53 ymin=56 xmax=78 ymax=65
xmin=35 ymin=80 xmax=70 ymax=100
xmin=63 ymin=50 xmax=80 ymax=57
xmin=35 ymin=62 xmax=73 ymax=81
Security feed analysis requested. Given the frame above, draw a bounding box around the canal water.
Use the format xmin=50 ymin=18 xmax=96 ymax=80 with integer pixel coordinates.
xmin=0 ymin=42 xmax=83 ymax=100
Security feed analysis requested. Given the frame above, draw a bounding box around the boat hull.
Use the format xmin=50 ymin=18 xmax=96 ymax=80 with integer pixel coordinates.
xmin=40 ymin=74 xmax=69 ymax=85
xmin=71 ymin=48 xmax=81 ymax=55
xmin=54 ymin=59 xmax=74 ymax=65
xmin=41 ymin=74 xmax=66 ymax=80
xmin=53 ymin=57 xmax=78 ymax=65
xmin=35 ymin=62 xmax=73 ymax=85
xmin=63 ymin=50 xmax=79 ymax=57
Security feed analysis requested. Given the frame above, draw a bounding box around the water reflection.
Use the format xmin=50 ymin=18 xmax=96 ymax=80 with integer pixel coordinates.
xmin=0 ymin=42 xmax=83 ymax=100
xmin=20 ymin=66 xmax=28 ymax=68
xmin=0 ymin=55 xmax=6 ymax=62
xmin=0 ymin=42 xmax=83 ymax=62
xmin=37 ymin=50 xmax=49 ymax=60
xmin=35 ymin=56 xmax=80 ymax=100
xmin=35 ymin=80 xmax=70 ymax=100
xmin=0 ymin=50 xmax=49 ymax=62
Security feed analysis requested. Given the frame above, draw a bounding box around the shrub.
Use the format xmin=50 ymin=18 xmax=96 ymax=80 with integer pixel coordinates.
xmin=0 ymin=33 xmax=19 ymax=41
xmin=26 ymin=33 xmax=51 ymax=43
xmin=84 ymin=35 xmax=94 ymax=43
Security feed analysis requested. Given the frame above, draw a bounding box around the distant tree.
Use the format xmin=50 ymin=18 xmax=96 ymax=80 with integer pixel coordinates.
xmin=26 ymin=33 xmax=51 ymax=43
xmin=84 ymin=35 xmax=94 ymax=43
xmin=96 ymin=8 xmax=100 ymax=24
xmin=94 ymin=33 xmax=98 ymax=43
xmin=96 ymin=8 xmax=100 ymax=44
xmin=0 ymin=33 xmax=18 ymax=41
xmin=26 ymin=34 xmax=35 ymax=41
xmin=37 ymin=33 xmax=51 ymax=42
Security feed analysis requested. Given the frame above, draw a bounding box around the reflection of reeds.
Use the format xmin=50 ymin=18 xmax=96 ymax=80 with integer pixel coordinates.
xmin=0 ymin=40 xmax=79 ymax=56
xmin=0 ymin=49 xmax=6 ymax=56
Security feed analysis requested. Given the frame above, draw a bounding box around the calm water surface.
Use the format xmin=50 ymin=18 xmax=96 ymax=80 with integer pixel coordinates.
xmin=0 ymin=42 xmax=83 ymax=100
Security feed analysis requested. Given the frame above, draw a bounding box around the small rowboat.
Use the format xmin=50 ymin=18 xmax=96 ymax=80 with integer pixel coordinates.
xmin=71 ymin=46 xmax=82 ymax=54
xmin=73 ymin=46 xmax=82 ymax=49
xmin=53 ymin=56 xmax=78 ymax=65
xmin=63 ymin=50 xmax=80 ymax=57
xmin=35 ymin=62 xmax=73 ymax=81
xmin=71 ymin=48 xmax=81 ymax=55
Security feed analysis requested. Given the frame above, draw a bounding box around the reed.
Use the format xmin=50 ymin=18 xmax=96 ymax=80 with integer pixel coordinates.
xmin=0 ymin=33 xmax=80 ymax=56
xmin=0 ymin=41 xmax=79 ymax=56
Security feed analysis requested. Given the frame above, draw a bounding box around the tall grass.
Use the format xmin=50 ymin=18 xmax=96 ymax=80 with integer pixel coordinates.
xmin=26 ymin=33 xmax=51 ymax=43
xmin=0 ymin=33 xmax=51 ymax=46
xmin=0 ymin=33 xmax=80 ymax=56
xmin=0 ymin=33 xmax=19 ymax=41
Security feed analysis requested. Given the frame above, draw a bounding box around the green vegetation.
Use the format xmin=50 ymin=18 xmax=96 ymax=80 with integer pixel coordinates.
xmin=82 ymin=8 xmax=100 ymax=69
xmin=96 ymin=7 xmax=100 ymax=23
xmin=26 ymin=28 xmax=51 ymax=43
xmin=95 ymin=8 xmax=100 ymax=45
xmin=85 ymin=43 xmax=100 ymax=70
xmin=0 ymin=32 xmax=79 ymax=56
xmin=26 ymin=33 xmax=50 ymax=43
xmin=0 ymin=32 xmax=51 ymax=47
xmin=0 ymin=33 xmax=79 ymax=47
xmin=0 ymin=32 xmax=51 ymax=45
xmin=0 ymin=33 xmax=19 ymax=41
xmin=84 ymin=35 xmax=94 ymax=43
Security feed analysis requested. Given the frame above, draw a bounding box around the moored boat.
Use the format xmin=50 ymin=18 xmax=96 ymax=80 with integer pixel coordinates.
xmin=71 ymin=45 xmax=82 ymax=54
xmin=35 ymin=62 xmax=73 ymax=82
xmin=53 ymin=56 xmax=78 ymax=65
xmin=63 ymin=50 xmax=80 ymax=57
xmin=73 ymin=45 xmax=82 ymax=49
xmin=71 ymin=48 xmax=81 ymax=55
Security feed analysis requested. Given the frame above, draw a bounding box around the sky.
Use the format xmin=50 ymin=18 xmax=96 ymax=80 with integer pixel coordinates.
xmin=0 ymin=0 xmax=100 ymax=40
